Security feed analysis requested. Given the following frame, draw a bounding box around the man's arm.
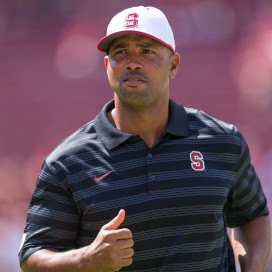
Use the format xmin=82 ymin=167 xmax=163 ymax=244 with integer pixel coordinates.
xmin=21 ymin=210 xmax=134 ymax=272
xmin=231 ymin=215 xmax=271 ymax=272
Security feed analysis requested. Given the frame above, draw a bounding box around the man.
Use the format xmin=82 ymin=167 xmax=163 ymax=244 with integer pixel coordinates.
xmin=19 ymin=6 xmax=271 ymax=272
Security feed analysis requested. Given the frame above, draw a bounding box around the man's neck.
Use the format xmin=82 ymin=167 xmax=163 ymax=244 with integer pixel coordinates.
xmin=108 ymin=98 xmax=169 ymax=148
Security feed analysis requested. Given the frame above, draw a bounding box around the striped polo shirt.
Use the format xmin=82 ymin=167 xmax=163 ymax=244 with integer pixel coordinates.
xmin=19 ymin=99 xmax=269 ymax=271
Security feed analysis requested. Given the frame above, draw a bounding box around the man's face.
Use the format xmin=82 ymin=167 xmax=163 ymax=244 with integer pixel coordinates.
xmin=105 ymin=34 xmax=179 ymax=110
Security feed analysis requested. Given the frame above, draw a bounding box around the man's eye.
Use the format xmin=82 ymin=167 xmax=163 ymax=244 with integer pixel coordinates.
xmin=144 ymin=49 xmax=154 ymax=54
xmin=115 ymin=49 xmax=126 ymax=55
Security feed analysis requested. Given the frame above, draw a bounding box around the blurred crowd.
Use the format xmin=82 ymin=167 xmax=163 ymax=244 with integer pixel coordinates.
xmin=0 ymin=0 xmax=271 ymax=271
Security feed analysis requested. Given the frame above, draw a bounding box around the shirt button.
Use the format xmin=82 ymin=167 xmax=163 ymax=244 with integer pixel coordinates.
xmin=150 ymin=175 xmax=156 ymax=181
xmin=147 ymin=153 xmax=153 ymax=159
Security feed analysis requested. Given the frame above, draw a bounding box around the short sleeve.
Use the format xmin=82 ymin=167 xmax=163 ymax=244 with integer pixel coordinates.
xmin=225 ymin=131 xmax=269 ymax=228
xmin=18 ymin=160 xmax=80 ymax=265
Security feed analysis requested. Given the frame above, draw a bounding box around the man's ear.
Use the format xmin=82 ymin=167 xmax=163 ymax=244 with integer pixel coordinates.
xmin=104 ymin=56 xmax=109 ymax=68
xmin=169 ymin=53 xmax=180 ymax=79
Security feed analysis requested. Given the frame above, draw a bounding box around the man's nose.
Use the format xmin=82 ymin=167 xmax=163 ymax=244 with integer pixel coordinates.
xmin=125 ymin=53 xmax=143 ymax=70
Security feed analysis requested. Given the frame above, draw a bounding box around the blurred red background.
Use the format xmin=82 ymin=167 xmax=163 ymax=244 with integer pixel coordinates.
xmin=0 ymin=0 xmax=271 ymax=271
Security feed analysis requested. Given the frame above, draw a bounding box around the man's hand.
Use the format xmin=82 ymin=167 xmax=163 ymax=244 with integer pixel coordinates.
xmin=21 ymin=209 xmax=134 ymax=272
xmin=82 ymin=209 xmax=134 ymax=271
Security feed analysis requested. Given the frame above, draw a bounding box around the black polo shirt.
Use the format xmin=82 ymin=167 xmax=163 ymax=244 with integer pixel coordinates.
xmin=19 ymin=99 xmax=269 ymax=271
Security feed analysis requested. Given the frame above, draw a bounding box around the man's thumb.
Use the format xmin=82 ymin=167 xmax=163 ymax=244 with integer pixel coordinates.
xmin=103 ymin=209 xmax=125 ymax=231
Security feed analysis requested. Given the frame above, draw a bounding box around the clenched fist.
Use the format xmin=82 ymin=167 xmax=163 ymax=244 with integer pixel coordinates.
xmin=81 ymin=209 xmax=134 ymax=272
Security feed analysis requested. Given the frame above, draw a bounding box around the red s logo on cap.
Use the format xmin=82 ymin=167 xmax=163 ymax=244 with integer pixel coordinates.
xmin=124 ymin=12 xmax=138 ymax=28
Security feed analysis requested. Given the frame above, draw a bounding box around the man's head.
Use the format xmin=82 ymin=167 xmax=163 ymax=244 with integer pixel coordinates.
xmin=97 ymin=6 xmax=175 ymax=54
xmin=98 ymin=6 xmax=180 ymax=110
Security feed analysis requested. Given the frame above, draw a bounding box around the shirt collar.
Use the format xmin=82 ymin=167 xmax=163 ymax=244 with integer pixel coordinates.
xmin=166 ymin=98 xmax=189 ymax=137
xmin=94 ymin=99 xmax=189 ymax=150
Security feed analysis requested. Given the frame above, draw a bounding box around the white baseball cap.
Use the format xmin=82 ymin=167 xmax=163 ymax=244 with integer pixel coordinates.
xmin=97 ymin=6 xmax=175 ymax=53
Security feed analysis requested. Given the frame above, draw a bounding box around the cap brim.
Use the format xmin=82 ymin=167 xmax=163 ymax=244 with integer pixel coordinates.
xmin=97 ymin=30 xmax=175 ymax=53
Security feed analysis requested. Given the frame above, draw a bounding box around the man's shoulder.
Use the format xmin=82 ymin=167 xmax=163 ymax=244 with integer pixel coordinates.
xmin=184 ymin=106 xmax=240 ymax=138
xmin=45 ymin=120 xmax=98 ymax=166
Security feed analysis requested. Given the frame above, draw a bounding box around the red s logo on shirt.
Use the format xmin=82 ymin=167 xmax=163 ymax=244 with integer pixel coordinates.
xmin=190 ymin=151 xmax=205 ymax=171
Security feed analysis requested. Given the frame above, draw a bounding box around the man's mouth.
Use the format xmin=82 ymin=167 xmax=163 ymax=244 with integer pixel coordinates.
xmin=122 ymin=73 xmax=146 ymax=86
xmin=123 ymin=75 xmax=146 ymax=82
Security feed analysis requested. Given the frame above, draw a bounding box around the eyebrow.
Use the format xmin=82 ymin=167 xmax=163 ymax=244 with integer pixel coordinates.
xmin=109 ymin=42 xmax=160 ymax=52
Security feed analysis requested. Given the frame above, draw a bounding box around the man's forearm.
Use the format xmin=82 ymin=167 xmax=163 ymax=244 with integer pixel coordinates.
xmin=21 ymin=248 xmax=89 ymax=272
xmin=231 ymin=215 xmax=271 ymax=272
xmin=21 ymin=210 xmax=134 ymax=272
